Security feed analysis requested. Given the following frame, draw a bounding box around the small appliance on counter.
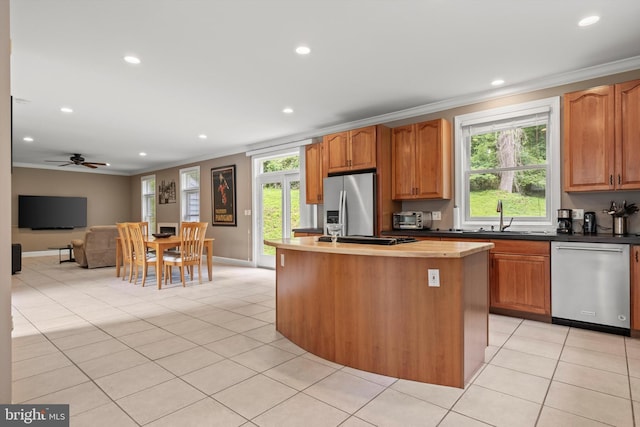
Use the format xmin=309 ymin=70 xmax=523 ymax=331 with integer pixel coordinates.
xmin=392 ymin=211 xmax=432 ymax=230
xmin=557 ymin=208 xmax=573 ymax=234
xmin=583 ymin=211 xmax=597 ymax=234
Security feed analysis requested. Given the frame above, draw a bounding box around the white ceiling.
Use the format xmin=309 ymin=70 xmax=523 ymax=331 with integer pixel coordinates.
xmin=9 ymin=0 xmax=640 ymax=175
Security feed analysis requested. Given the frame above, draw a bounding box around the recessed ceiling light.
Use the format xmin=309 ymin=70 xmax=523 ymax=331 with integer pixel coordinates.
xmin=283 ymin=107 xmax=294 ymax=114
xmin=491 ymin=79 xmax=505 ymax=86
xmin=198 ymin=134 xmax=207 ymax=140
xmin=578 ymin=16 xmax=600 ymax=27
xmin=60 ymin=107 xmax=73 ymax=113
xmin=23 ymin=136 xmax=34 ymax=142
xmin=124 ymin=55 xmax=141 ymax=64
xmin=139 ymin=152 xmax=147 ymax=157
xmin=295 ymin=46 xmax=311 ymax=55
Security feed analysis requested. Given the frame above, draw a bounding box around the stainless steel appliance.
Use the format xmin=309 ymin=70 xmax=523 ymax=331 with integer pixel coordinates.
xmin=583 ymin=211 xmax=597 ymax=234
xmin=323 ymin=172 xmax=375 ymax=236
xmin=393 ymin=211 xmax=432 ymax=230
xmin=557 ymin=208 xmax=573 ymax=234
xmin=551 ymin=241 xmax=630 ymax=334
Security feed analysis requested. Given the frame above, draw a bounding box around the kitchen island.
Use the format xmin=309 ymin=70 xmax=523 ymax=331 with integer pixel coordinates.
xmin=265 ymin=237 xmax=494 ymax=388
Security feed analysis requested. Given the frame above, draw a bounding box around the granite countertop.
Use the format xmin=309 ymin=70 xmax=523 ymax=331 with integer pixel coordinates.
xmin=383 ymin=229 xmax=640 ymax=245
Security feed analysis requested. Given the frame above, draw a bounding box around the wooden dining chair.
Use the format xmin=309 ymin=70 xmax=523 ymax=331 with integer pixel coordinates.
xmin=163 ymin=222 xmax=208 ymax=287
xmin=116 ymin=222 xmax=133 ymax=282
xmin=128 ymin=222 xmax=157 ymax=286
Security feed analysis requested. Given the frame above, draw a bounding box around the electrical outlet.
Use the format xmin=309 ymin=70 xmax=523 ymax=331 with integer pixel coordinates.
xmin=572 ymin=209 xmax=584 ymax=220
xmin=244 ymin=209 xmax=251 ymax=216
xmin=432 ymin=211 xmax=441 ymax=221
xmin=428 ymin=269 xmax=440 ymax=287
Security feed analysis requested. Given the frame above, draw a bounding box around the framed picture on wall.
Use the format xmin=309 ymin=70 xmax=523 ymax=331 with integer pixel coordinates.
xmin=211 ymin=164 xmax=237 ymax=226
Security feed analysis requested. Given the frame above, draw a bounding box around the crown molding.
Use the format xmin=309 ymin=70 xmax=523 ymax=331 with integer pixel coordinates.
xmin=245 ymin=56 xmax=640 ymax=152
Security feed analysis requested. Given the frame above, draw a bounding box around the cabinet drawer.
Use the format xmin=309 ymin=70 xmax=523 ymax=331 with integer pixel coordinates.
xmin=491 ymin=239 xmax=549 ymax=255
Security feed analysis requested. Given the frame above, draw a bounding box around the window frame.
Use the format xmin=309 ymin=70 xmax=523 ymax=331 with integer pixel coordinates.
xmin=454 ymin=97 xmax=560 ymax=232
xmin=180 ymin=166 xmax=200 ymax=222
xmin=141 ymin=174 xmax=156 ymax=233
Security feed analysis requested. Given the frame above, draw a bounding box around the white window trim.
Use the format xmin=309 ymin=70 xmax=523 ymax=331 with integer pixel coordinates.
xmin=454 ymin=96 xmax=561 ymax=232
xmin=179 ymin=166 xmax=200 ymax=222
xmin=141 ymin=174 xmax=156 ymax=229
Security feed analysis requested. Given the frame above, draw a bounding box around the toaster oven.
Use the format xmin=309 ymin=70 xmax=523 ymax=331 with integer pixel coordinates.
xmin=392 ymin=211 xmax=431 ymax=230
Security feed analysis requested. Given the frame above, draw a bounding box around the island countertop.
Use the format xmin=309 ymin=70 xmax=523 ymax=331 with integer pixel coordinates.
xmin=264 ymin=236 xmax=494 ymax=258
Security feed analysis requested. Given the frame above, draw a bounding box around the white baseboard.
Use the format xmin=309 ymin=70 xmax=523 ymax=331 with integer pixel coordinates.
xmin=212 ymin=256 xmax=254 ymax=267
xmin=23 ymin=250 xmax=61 ymax=258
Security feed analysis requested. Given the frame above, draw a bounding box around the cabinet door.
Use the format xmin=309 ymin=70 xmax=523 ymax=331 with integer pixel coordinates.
xmin=490 ymin=253 xmax=550 ymax=315
xmin=325 ymin=131 xmax=350 ymax=173
xmin=305 ymin=143 xmax=324 ymax=204
xmin=391 ymin=125 xmax=416 ymax=200
xmin=563 ymin=85 xmax=615 ymax=191
xmin=615 ymin=79 xmax=640 ymax=190
xmin=349 ymin=126 xmax=377 ymax=171
xmin=415 ymin=119 xmax=451 ymax=199
xmin=632 ymin=246 xmax=640 ymax=330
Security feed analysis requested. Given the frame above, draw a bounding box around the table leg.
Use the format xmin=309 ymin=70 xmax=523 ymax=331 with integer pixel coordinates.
xmin=115 ymin=243 xmax=121 ymax=277
xmin=156 ymin=255 xmax=163 ymax=290
xmin=206 ymin=241 xmax=213 ymax=281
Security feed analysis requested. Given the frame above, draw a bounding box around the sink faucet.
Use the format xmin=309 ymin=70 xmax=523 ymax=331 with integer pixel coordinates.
xmin=496 ymin=200 xmax=513 ymax=231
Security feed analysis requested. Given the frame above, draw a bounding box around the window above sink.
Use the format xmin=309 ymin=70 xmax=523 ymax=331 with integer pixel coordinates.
xmin=454 ymin=97 xmax=561 ymax=233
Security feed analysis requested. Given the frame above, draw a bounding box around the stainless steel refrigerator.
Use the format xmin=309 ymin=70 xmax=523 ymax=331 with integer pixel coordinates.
xmin=323 ymin=172 xmax=376 ymax=236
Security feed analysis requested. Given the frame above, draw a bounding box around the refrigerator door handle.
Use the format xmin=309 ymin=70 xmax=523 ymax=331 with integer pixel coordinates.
xmin=339 ymin=190 xmax=346 ymax=235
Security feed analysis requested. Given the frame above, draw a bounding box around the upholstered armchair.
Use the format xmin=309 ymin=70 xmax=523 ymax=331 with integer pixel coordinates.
xmin=71 ymin=225 xmax=119 ymax=268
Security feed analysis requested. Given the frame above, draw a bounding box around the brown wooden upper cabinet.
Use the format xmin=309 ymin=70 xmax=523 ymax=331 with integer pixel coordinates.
xmin=324 ymin=126 xmax=377 ymax=173
xmin=564 ymin=79 xmax=640 ymax=191
xmin=391 ymin=118 xmax=452 ymax=200
xmin=305 ymin=142 xmax=324 ymax=204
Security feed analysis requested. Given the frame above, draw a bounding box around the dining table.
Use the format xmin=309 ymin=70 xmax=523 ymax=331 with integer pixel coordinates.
xmin=116 ymin=235 xmax=214 ymax=289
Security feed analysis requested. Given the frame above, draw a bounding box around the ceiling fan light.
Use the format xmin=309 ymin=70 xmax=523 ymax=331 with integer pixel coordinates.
xmin=60 ymin=107 xmax=73 ymax=113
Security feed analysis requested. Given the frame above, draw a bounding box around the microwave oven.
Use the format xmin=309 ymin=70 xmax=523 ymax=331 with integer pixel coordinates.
xmin=393 ymin=211 xmax=432 ymax=230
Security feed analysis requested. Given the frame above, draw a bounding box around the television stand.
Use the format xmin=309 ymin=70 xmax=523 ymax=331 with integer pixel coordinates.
xmin=49 ymin=244 xmax=75 ymax=264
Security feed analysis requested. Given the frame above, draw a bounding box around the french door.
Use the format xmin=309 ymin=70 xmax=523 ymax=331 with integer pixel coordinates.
xmin=256 ymin=172 xmax=300 ymax=268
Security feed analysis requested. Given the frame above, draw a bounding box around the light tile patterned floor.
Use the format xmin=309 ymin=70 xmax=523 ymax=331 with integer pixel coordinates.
xmin=10 ymin=256 xmax=640 ymax=426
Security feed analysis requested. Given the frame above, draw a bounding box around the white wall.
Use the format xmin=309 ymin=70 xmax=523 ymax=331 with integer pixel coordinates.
xmin=0 ymin=0 xmax=13 ymax=403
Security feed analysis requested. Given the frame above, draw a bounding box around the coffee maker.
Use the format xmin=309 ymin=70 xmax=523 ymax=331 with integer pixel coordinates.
xmin=557 ymin=209 xmax=573 ymax=234
xmin=583 ymin=211 xmax=597 ymax=234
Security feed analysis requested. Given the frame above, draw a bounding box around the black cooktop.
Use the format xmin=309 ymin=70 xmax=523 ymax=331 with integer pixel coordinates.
xmin=317 ymin=236 xmax=418 ymax=245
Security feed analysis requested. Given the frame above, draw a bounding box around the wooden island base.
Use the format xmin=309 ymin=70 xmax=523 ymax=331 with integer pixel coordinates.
xmin=269 ymin=238 xmax=492 ymax=388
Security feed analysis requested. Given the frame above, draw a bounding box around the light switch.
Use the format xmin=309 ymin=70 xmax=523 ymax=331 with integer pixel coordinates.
xmin=280 ymin=254 xmax=285 ymax=267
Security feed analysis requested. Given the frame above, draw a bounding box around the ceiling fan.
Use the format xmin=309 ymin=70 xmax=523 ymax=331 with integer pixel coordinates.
xmin=45 ymin=153 xmax=107 ymax=169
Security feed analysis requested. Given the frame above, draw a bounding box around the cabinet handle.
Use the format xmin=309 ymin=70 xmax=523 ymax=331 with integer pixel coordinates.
xmin=610 ymin=175 xmax=613 ymax=185
xmin=618 ymin=174 xmax=621 ymax=185
xmin=636 ymin=250 xmax=638 ymax=263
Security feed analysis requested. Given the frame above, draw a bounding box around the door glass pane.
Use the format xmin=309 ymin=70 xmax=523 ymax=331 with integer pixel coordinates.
xmin=262 ymin=182 xmax=282 ymax=256
xmin=289 ymin=179 xmax=300 ymax=238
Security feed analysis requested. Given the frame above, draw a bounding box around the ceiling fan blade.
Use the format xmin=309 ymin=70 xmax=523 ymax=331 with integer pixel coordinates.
xmin=82 ymin=163 xmax=98 ymax=169
xmin=57 ymin=162 xmax=73 ymax=167
xmin=82 ymin=162 xmax=107 ymax=166
xmin=45 ymin=160 xmax=69 ymax=163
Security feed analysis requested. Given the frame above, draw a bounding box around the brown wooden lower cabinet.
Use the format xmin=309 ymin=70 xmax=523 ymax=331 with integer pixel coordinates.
xmin=442 ymin=237 xmax=550 ymax=318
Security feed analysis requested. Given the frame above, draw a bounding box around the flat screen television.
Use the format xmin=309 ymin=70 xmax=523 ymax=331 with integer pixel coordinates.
xmin=18 ymin=195 xmax=87 ymax=230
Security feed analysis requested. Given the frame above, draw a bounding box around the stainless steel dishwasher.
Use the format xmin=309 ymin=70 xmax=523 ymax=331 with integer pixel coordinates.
xmin=551 ymin=241 xmax=630 ymax=334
